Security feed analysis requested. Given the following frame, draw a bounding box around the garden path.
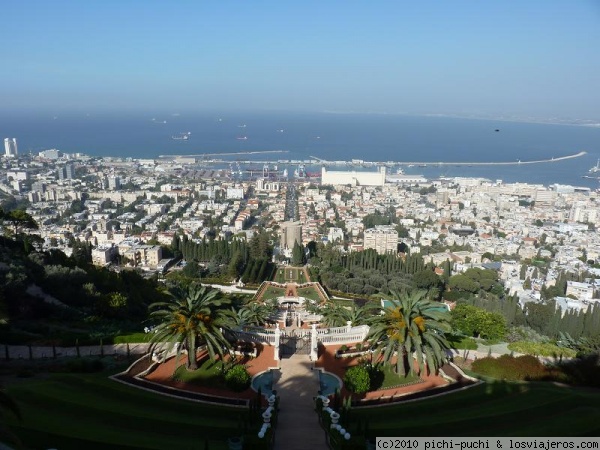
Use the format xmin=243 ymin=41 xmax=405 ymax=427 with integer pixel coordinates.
xmin=273 ymin=354 xmax=328 ymax=450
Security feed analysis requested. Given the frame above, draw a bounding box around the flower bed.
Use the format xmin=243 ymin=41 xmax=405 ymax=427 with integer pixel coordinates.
xmin=335 ymin=344 xmax=371 ymax=359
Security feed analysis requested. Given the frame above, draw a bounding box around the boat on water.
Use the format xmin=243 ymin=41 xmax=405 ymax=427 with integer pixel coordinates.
xmin=172 ymin=132 xmax=191 ymax=140
xmin=589 ymin=159 xmax=600 ymax=173
xmin=237 ymin=136 xmax=248 ymax=140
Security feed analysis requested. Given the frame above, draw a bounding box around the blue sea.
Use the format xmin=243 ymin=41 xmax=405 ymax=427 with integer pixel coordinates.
xmin=1 ymin=110 xmax=599 ymax=187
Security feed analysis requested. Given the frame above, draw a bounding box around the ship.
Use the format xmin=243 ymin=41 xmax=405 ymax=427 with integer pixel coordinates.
xmin=236 ymin=136 xmax=248 ymax=140
xmin=172 ymin=132 xmax=191 ymax=140
xmin=589 ymin=159 xmax=600 ymax=173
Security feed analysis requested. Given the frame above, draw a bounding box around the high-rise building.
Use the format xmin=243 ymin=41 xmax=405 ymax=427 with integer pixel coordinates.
xmin=4 ymin=138 xmax=18 ymax=157
xmin=364 ymin=226 xmax=399 ymax=254
xmin=57 ymin=164 xmax=75 ymax=180
xmin=108 ymin=175 xmax=121 ymax=190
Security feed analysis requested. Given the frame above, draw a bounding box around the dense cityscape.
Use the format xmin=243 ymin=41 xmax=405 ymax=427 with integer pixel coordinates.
xmin=3 ymin=134 xmax=600 ymax=447
xmin=2 ymin=1 xmax=600 ymax=448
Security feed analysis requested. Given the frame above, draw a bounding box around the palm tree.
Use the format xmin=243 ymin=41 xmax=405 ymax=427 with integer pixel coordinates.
xmin=228 ymin=302 xmax=275 ymax=328
xmin=149 ymin=283 xmax=232 ymax=371
xmin=368 ymin=290 xmax=452 ymax=376
xmin=320 ymin=301 xmax=379 ymax=327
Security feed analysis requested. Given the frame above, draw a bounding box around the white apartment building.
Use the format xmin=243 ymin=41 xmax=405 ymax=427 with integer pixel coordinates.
xmin=328 ymin=227 xmax=344 ymax=243
xmin=363 ymin=226 xmax=398 ymax=254
xmin=565 ymin=281 xmax=595 ymax=301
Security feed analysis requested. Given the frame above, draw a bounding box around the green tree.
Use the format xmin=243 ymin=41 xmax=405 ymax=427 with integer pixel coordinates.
xmin=4 ymin=209 xmax=38 ymax=235
xmin=368 ymin=290 xmax=452 ymax=376
xmin=149 ymin=284 xmax=231 ymax=370
xmin=412 ymin=269 xmax=443 ymax=291
xmin=320 ymin=302 xmax=379 ymax=327
xmin=451 ymin=303 xmax=507 ymax=340
xmin=229 ymin=301 xmax=275 ymax=327
xmin=448 ymin=274 xmax=479 ymax=294
xmin=291 ymin=241 xmax=305 ymax=266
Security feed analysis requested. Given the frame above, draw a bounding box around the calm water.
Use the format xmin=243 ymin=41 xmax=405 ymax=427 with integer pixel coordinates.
xmin=2 ymin=111 xmax=599 ymax=186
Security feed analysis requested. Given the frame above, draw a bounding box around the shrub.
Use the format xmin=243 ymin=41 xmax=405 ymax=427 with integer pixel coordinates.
xmin=339 ymin=345 xmax=349 ymax=352
xmin=505 ymin=326 xmax=548 ymax=344
xmin=507 ymin=341 xmax=577 ymax=358
xmin=558 ymin=353 xmax=600 ymax=388
xmin=64 ymin=358 xmax=104 ymax=373
xmin=224 ymin=364 xmax=251 ymax=392
xmin=366 ymin=364 xmax=384 ymax=391
xmin=355 ymin=343 xmax=363 ymax=351
xmin=344 ymin=365 xmax=370 ymax=394
xmin=471 ymin=355 xmax=549 ymax=381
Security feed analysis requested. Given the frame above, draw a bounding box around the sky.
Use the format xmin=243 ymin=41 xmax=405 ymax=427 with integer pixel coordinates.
xmin=2 ymin=1 xmax=600 ymax=118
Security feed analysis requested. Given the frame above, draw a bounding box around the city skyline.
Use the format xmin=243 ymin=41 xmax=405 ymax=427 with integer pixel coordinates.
xmin=1 ymin=1 xmax=599 ymax=119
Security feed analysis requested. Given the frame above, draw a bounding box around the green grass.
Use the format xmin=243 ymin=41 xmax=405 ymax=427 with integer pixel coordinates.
xmin=113 ymin=332 xmax=151 ymax=344
xmin=296 ymin=286 xmax=323 ymax=302
xmin=332 ymin=298 xmax=357 ymax=307
xmin=273 ymin=267 xmax=305 ymax=283
xmin=507 ymin=341 xmax=577 ymax=358
xmin=447 ymin=334 xmax=478 ymax=350
xmin=5 ymin=371 xmax=248 ymax=449
xmin=260 ymin=285 xmax=286 ymax=301
xmin=378 ymin=365 xmax=421 ymax=389
xmin=172 ymin=358 xmax=229 ymax=388
xmin=349 ymin=382 xmax=600 ymax=437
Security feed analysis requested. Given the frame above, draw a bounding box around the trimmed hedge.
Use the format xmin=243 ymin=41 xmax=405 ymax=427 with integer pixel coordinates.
xmin=113 ymin=333 xmax=151 ymax=344
xmin=471 ymin=355 xmax=552 ymax=381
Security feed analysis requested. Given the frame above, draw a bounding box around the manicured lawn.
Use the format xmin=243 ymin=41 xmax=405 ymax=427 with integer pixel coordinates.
xmin=273 ymin=267 xmax=305 ymax=283
xmin=447 ymin=334 xmax=478 ymax=350
xmin=5 ymin=371 xmax=248 ymax=449
xmin=376 ymin=365 xmax=421 ymax=389
xmin=172 ymin=357 xmax=228 ymax=388
xmin=332 ymin=298 xmax=357 ymax=308
xmin=260 ymin=285 xmax=286 ymax=301
xmin=296 ymin=286 xmax=323 ymax=302
xmin=348 ymin=382 xmax=600 ymax=436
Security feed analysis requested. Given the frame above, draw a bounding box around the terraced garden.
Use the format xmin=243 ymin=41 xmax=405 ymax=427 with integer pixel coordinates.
xmin=5 ymin=365 xmax=600 ymax=449
xmin=348 ymin=381 xmax=600 ymax=437
xmin=5 ymin=372 xmax=248 ymax=449
xmin=273 ymin=266 xmax=309 ymax=283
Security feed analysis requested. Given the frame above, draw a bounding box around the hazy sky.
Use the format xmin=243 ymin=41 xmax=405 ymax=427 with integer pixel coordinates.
xmin=2 ymin=1 xmax=599 ymax=117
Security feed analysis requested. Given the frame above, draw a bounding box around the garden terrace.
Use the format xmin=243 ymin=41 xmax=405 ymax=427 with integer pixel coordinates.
xmin=142 ymin=347 xmax=276 ymax=403
xmin=316 ymin=344 xmax=451 ymax=402
xmin=343 ymin=382 xmax=600 ymax=436
xmin=5 ymin=371 xmax=250 ymax=449
xmin=272 ymin=266 xmax=311 ymax=283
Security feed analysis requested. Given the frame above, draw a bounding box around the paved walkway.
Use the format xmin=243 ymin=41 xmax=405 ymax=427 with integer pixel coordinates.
xmin=274 ymin=354 xmax=329 ymax=450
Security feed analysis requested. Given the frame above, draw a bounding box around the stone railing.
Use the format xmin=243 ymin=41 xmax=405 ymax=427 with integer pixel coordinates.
xmin=235 ymin=330 xmax=277 ymax=345
xmin=317 ymin=325 xmax=351 ymax=335
xmin=319 ymin=326 xmax=369 ymax=346
xmin=2 ymin=343 xmax=151 ymax=360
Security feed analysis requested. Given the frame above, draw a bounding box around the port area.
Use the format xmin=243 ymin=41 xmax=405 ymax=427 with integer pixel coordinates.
xmin=158 ymin=150 xmax=586 ymax=168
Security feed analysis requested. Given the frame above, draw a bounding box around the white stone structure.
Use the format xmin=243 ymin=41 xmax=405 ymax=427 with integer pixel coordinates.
xmin=321 ymin=166 xmax=386 ymax=187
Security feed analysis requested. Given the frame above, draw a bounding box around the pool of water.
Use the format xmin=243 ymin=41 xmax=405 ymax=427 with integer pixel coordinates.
xmin=319 ymin=371 xmax=342 ymax=396
xmin=251 ymin=370 xmax=274 ymax=397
